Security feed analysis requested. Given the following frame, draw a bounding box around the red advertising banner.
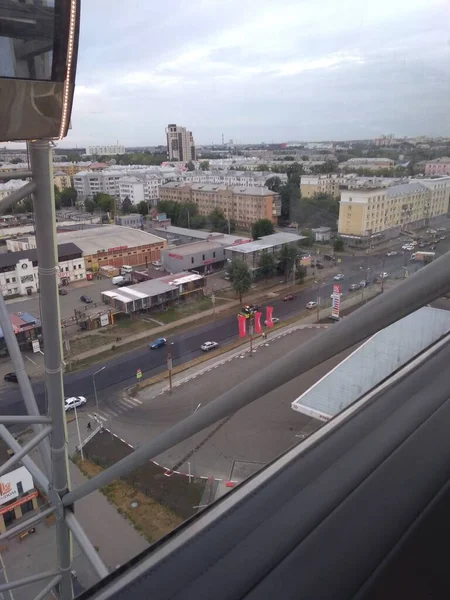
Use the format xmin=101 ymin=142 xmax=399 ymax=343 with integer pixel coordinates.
xmin=238 ymin=314 xmax=247 ymax=338
xmin=266 ymin=306 xmax=274 ymax=328
xmin=254 ymin=311 xmax=263 ymax=334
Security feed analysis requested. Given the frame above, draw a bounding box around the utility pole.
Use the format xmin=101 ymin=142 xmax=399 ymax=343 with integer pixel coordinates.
xmin=167 ymin=347 xmax=173 ymax=392
xmin=249 ymin=317 xmax=254 ymax=356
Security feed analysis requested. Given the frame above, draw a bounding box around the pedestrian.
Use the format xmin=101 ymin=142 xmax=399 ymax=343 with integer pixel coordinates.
xmin=87 ymin=422 xmax=91 ymax=432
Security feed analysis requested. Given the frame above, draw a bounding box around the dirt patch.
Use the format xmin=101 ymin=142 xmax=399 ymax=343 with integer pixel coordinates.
xmin=82 ymin=430 xmax=205 ymax=521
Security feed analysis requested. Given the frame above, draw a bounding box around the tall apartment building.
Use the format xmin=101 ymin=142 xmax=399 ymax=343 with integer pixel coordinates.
xmin=166 ymin=124 xmax=196 ymax=162
xmin=338 ymin=178 xmax=450 ymax=245
xmin=424 ymin=157 xmax=450 ymax=176
xmin=300 ymin=175 xmax=341 ymax=199
xmin=159 ymin=182 xmax=280 ymax=228
xmin=87 ymin=144 xmax=125 ymax=156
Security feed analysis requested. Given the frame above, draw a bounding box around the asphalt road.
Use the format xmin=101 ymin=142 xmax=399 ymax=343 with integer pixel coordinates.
xmin=0 ymin=244 xmax=436 ymax=417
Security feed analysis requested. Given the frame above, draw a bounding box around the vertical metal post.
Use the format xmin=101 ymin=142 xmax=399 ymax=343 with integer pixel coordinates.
xmin=28 ymin=140 xmax=72 ymax=600
xmin=74 ymin=405 xmax=84 ymax=461
xmin=249 ymin=318 xmax=254 ymax=356
xmin=167 ymin=349 xmax=173 ymax=393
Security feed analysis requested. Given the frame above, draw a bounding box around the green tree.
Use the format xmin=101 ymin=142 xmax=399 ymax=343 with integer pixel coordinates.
xmin=258 ymin=252 xmax=276 ymax=281
xmin=84 ymin=199 xmax=95 ymax=214
xmin=93 ymin=192 xmax=115 ymax=213
xmin=186 ymin=160 xmax=195 ymax=171
xmin=136 ymin=201 xmax=149 ymax=216
xmin=230 ymin=260 xmax=252 ymax=303
xmin=265 ymin=176 xmax=282 ymax=192
xmin=59 ymin=186 xmax=77 ymax=207
xmin=191 ymin=214 xmax=207 ymax=228
xmin=278 ymin=244 xmax=298 ymax=282
xmin=258 ymin=163 xmax=270 ymax=171
xmin=11 ymin=157 xmax=24 ymax=164
xmin=251 ymin=218 xmax=275 ymax=240
xmin=300 ymin=228 xmax=314 ymax=247
xmin=22 ymin=197 xmax=34 ymax=213
xmin=199 ymin=160 xmax=210 ymax=171
xmin=209 ymin=208 xmax=230 ymax=233
xmin=121 ymin=196 xmax=133 ymax=214
xmin=333 ymin=237 xmax=344 ymax=252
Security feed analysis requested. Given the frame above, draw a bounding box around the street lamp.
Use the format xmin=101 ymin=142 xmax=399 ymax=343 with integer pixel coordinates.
xmin=167 ymin=343 xmax=174 ymax=393
xmin=93 ymin=366 xmax=106 ymax=410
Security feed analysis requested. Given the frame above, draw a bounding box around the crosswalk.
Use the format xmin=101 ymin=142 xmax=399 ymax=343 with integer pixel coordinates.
xmin=87 ymin=394 xmax=142 ymax=422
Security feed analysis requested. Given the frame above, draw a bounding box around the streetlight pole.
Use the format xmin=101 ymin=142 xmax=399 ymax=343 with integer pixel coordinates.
xmin=73 ymin=405 xmax=84 ymax=462
xmin=167 ymin=343 xmax=174 ymax=393
xmin=93 ymin=366 xmax=106 ymax=411
xmin=249 ymin=317 xmax=254 ymax=356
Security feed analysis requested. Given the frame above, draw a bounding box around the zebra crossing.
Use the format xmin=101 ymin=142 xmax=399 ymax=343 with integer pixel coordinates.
xmin=87 ymin=394 xmax=142 ymax=422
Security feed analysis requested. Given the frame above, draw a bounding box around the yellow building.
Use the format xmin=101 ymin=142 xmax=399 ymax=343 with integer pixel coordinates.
xmin=338 ymin=180 xmax=450 ymax=245
xmin=300 ymin=175 xmax=341 ymax=199
xmin=54 ymin=171 xmax=72 ymax=191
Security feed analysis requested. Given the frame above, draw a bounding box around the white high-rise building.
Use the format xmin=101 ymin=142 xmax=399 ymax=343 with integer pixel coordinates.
xmin=166 ymin=124 xmax=196 ymax=162
xmin=87 ymin=144 xmax=125 ymax=156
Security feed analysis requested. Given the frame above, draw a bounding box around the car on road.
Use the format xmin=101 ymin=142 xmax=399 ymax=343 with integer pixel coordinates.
xmin=402 ymin=244 xmax=413 ymax=251
xmin=380 ymin=272 xmax=389 ymax=279
xmin=64 ymin=396 xmax=87 ymax=411
xmin=385 ymin=251 xmax=398 ymax=257
xmin=264 ymin=317 xmax=280 ymax=325
xmin=149 ymin=337 xmax=167 ymax=349
xmin=306 ymin=301 xmax=318 ymax=309
xmin=283 ymin=294 xmax=296 ymax=301
xmin=80 ymin=295 xmax=92 ymax=303
xmin=333 ymin=274 xmax=344 ymax=281
xmin=440 ymin=236 xmax=446 ymax=241
xmin=201 ymin=341 xmax=219 ymax=352
xmin=58 ymin=288 xmax=67 ymax=296
xmin=359 ymin=280 xmax=369 ymax=288
xmin=323 ymin=254 xmax=337 ymax=262
xmin=349 ymin=283 xmax=360 ymax=291
xmin=4 ymin=372 xmax=18 ymax=383
xmin=117 ymin=280 xmax=133 ymax=287
xmin=314 ymin=262 xmax=324 ymax=269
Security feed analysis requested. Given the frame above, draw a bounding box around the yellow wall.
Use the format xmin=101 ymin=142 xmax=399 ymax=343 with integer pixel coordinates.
xmin=339 ymin=203 xmax=366 ymax=235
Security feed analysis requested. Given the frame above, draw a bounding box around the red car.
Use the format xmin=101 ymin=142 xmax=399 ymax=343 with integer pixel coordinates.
xmin=283 ymin=294 xmax=296 ymax=301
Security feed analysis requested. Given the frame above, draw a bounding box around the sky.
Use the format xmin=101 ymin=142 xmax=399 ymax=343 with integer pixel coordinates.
xmin=10 ymin=0 xmax=450 ymax=147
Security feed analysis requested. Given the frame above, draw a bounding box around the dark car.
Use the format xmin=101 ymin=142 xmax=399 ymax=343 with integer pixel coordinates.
xmin=80 ymin=295 xmax=92 ymax=303
xmin=323 ymin=254 xmax=337 ymax=262
xmin=58 ymin=288 xmax=67 ymax=296
xmin=4 ymin=372 xmax=18 ymax=383
xmin=283 ymin=294 xmax=296 ymax=301
xmin=149 ymin=337 xmax=167 ymax=349
xmin=117 ymin=280 xmax=133 ymax=287
xmin=315 ymin=262 xmax=324 ymax=269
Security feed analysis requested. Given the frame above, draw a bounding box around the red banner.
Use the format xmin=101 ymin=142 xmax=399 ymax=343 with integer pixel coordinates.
xmin=238 ymin=314 xmax=247 ymax=338
xmin=254 ymin=311 xmax=263 ymax=334
xmin=266 ymin=306 xmax=274 ymax=328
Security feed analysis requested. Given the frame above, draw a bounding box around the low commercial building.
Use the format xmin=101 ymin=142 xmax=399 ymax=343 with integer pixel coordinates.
xmin=0 ymin=243 xmax=84 ymax=296
xmin=311 ymin=227 xmax=332 ymax=242
xmin=101 ymin=272 xmax=205 ymax=314
xmin=55 ymin=225 xmax=167 ymax=272
xmin=0 ymin=465 xmax=39 ymax=533
xmin=225 ymin=232 xmax=305 ymax=270
xmin=161 ymin=240 xmax=228 ymax=274
xmin=149 ymin=224 xmax=249 ymax=247
xmin=0 ymin=312 xmax=42 ymax=355
xmin=114 ymin=214 xmax=144 ymax=229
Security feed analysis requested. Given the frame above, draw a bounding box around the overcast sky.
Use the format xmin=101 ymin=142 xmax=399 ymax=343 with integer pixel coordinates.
xmin=33 ymin=0 xmax=450 ymax=147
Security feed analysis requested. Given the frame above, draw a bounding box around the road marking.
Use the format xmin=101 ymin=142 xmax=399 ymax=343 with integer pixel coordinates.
xmin=123 ymin=397 xmax=141 ymax=407
xmin=94 ymin=414 xmax=107 ymax=422
xmin=103 ymin=408 xmax=117 ymax=416
xmin=120 ymin=398 xmax=137 ymax=408
xmin=25 ymin=356 xmax=36 ymax=365
xmin=129 ymin=396 xmax=142 ymax=404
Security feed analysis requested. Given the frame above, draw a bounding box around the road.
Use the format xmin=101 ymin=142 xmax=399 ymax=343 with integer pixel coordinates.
xmin=0 ymin=242 xmax=438 ymax=418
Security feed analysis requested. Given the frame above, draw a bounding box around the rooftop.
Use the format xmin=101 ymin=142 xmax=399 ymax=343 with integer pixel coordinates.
xmin=162 ymin=240 xmax=225 ymax=255
xmin=0 ymin=243 xmax=82 ymax=269
xmin=56 ymin=226 xmax=166 ymax=255
xmin=102 ymin=271 xmax=203 ymax=303
xmin=386 ymin=182 xmax=429 ymax=197
xmin=226 ymin=232 xmax=305 ymax=254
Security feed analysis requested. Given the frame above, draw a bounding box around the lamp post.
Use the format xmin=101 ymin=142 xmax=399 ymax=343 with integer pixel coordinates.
xmin=93 ymin=366 xmax=106 ymax=411
xmin=73 ymin=404 xmax=84 ymax=462
xmin=167 ymin=343 xmax=174 ymax=393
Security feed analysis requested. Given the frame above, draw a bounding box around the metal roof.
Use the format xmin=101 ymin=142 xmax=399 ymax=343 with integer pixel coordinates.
xmin=226 ymin=232 xmax=305 ymax=254
xmin=291 ymin=306 xmax=450 ymax=420
xmin=56 ymin=226 xmax=166 ymax=255
xmin=0 ymin=243 xmax=82 ymax=268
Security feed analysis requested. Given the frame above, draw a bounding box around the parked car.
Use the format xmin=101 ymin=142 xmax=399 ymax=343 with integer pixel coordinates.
xmin=149 ymin=337 xmax=167 ymax=349
xmin=58 ymin=288 xmax=67 ymax=296
xmin=117 ymin=280 xmax=133 ymax=287
xmin=314 ymin=262 xmax=324 ymax=269
xmin=249 ymin=304 xmax=261 ymax=312
xmin=349 ymin=283 xmax=360 ymax=291
xmin=264 ymin=317 xmax=280 ymax=325
xmin=80 ymin=295 xmax=92 ymax=303
xmin=333 ymin=274 xmax=344 ymax=281
xmin=385 ymin=251 xmax=398 ymax=257
xmin=64 ymin=396 xmax=87 ymax=411
xmin=201 ymin=341 xmax=219 ymax=352
xmin=323 ymin=254 xmax=337 ymax=262
xmin=380 ymin=272 xmax=390 ymax=279
xmin=359 ymin=280 xmax=368 ymax=288
xmin=440 ymin=236 xmax=446 ymax=241
xmin=283 ymin=294 xmax=296 ymax=301
xmin=4 ymin=372 xmax=18 ymax=383
xmin=306 ymin=301 xmax=318 ymax=309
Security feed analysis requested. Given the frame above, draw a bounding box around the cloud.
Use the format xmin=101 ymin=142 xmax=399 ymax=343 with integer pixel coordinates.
xmin=62 ymin=0 xmax=450 ymax=146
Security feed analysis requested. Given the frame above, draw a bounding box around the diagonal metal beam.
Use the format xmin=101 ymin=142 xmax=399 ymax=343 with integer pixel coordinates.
xmin=0 ymin=416 xmax=51 ymax=425
xmin=32 ymin=575 xmax=61 ymax=600
xmin=0 ymin=426 xmax=52 ymax=477
xmin=65 ymin=512 xmax=109 ymax=579
xmin=0 ymin=180 xmax=35 ymax=213
xmin=0 ymin=426 xmax=49 ymax=493
xmin=0 ymin=171 xmax=32 ymax=181
xmin=63 ymin=250 xmax=450 ymax=506
xmin=0 ymin=507 xmax=54 ymax=542
xmin=0 ymin=570 xmax=60 ymax=593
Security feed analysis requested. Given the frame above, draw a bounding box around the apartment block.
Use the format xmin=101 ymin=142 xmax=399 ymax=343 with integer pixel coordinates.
xmin=300 ymin=175 xmax=341 ymax=199
xmin=166 ymin=124 xmax=196 ymax=162
xmin=159 ymin=182 xmax=280 ymax=228
xmin=53 ymin=171 xmax=72 ymax=192
xmin=424 ymin=158 xmax=450 ymax=176
xmin=338 ymin=157 xmax=395 ymax=171
xmin=87 ymin=145 xmax=125 ymax=156
xmin=338 ymin=178 xmax=450 ymax=245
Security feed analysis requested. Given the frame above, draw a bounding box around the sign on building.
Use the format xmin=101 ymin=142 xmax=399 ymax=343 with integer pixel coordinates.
xmin=100 ymin=314 xmax=109 ymax=327
xmin=32 ymin=339 xmax=40 ymax=353
xmin=0 ymin=466 xmax=33 ymax=505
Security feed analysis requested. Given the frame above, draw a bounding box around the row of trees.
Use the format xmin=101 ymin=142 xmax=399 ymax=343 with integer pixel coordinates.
xmin=228 ymin=245 xmax=306 ymax=302
xmin=186 ymin=160 xmax=210 ymax=171
xmin=158 ymin=200 xmax=236 ymax=233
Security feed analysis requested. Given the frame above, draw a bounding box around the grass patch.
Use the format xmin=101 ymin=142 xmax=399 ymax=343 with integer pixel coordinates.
xmin=156 ymin=297 xmax=230 ymax=324
xmin=74 ymin=456 xmax=183 ymax=544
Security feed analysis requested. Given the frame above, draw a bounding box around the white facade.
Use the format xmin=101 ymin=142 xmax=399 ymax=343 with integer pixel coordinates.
xmin=87 ymin=145 xmax=125 ymax=156
xmin=0 ymin=179 xmax=30 ymax=201
xmin=118 ymin=177 xmax=145 ymax=203
xmin=0 ymin=466 xmax=34 ymax=506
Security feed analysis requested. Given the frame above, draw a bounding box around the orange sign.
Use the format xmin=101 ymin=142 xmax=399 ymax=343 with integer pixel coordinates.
xmin=0 ymin=491 xmax=38 ymax=515
xmin=0 ymin=482 xmax=12 ymax=496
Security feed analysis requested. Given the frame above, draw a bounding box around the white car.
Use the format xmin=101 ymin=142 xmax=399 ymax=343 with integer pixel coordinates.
xmin=380 ymin=272 xmax=389 ymax=279
xmin=264 ymin=317 xmax=280 ymax=325
xmin=64 ymin=396 xmax=87 ymax=411
xmin=200 ymin=341 xmax=219 ymax=352
xmin=333 ymin=274 xmax=345 ymax=281
xmin=385 ymin=251 xmax=398 ymax=257
xmin=306 ymin=301 xmax=318 ymax=309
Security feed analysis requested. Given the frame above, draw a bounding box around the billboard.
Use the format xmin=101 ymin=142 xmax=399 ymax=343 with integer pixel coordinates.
xmin=331 ymin=284 xmax=341 ymax=320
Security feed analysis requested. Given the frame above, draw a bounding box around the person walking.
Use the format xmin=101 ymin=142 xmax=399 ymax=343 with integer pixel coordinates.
xmin=87 ymin=422 xmax=92 ymax=432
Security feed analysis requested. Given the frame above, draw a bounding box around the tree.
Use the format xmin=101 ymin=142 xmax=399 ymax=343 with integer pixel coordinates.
xmin=121 ymin=196 xmax=133 ymax=214
xmin=333 ymin=237 xmax=344 ymax=252
xmin=11 ymin=157 xmax=24 ymax=164
xmin=265 ymin=176 xmax=282 ymax=193
xmin=59 ymin=187 xmax=77 ymax=207
xmin=186 ymin=160 xmax=195 ymax=171
xmin=251 ymin=218 xmax=275 ymax=240
xmin=300 ymin=228 xmax=314 ymax=247
xmin=258 ymin=252 xmax=276 ymax=281
xmin=209 ymin=208 xmax=229 ymax=233
xmin=84 ymin=199 xmax=95 ymax=214
xmin=199 ymin=160 xmax=210 ymax=171
xmin=136 ymin=201 xmax=149 ymax=216
xmin=191 ymin=214 xmax=207 ymax=228
xmin=278 ymin=244 xmax=298 ymax=282
xmin=258 ymin=164 xmax=270 ymax=171
xmin=93 ymin=192 xmax=115 ymax=213
xmin=230 ymin=260 xmax=252 ymax=303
